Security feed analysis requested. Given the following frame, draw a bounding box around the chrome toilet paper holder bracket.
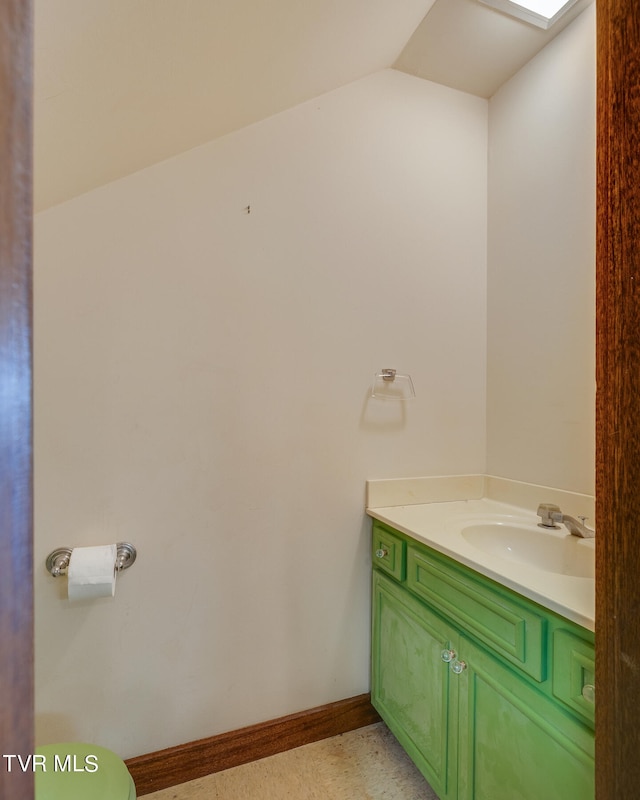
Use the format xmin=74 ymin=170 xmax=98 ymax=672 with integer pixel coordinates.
xmin=46 ymin=543 xmax=137 ymax=577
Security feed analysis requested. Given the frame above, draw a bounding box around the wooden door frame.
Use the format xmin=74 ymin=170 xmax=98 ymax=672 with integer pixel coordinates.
xmin=0 ymin=2 xmax=638 ymax=799
xmin=595 ymin=1 xmax=640 ymax=797
xmin=0 ymin=0 xmax=34 ymax=798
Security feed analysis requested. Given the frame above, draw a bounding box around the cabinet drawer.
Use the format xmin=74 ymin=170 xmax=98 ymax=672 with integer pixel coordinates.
xmin=372 ymin=522 xmax=406 ymax=582
xmin=407 ymin=545 xmax=546 ymax=681
xmin=553 ymin=630 xmax=595 ymax=727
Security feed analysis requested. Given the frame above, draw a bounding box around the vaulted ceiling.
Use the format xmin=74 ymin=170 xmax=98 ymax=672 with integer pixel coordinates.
xmin=34 ymin=0 xmax=593 ymax=211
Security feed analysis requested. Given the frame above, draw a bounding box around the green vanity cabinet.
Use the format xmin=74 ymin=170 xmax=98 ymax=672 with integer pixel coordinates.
xmin=372 ymin=571 xmax=456 ymax=799
xmin=371 ymin=520 xmax=595 ymax=800
xmin=457 ymin=636 xmax=594 ymax=800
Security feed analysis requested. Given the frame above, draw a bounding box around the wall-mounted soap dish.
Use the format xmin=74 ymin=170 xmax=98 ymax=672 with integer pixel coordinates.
xmin=370 ymin=369 xmax=416 ymax=400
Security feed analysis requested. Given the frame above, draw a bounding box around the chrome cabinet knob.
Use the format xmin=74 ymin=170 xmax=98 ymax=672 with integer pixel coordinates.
xmin=451 ymin=660 xmax=467 ymax=674
xmin=582 ymin=683 xmax=595 ymax=704
xmin=375 ymin=548 xmax=388 ymax=559
xmin=441 ymin=649 xmax=456 ymax=663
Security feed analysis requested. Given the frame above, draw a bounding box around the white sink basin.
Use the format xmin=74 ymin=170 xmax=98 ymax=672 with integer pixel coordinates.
xmin=461 ymin=522 xmax=595 ymax=579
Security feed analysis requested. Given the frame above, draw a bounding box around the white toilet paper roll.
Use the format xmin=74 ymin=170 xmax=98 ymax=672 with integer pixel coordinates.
xmin=67 ymin=544 xmax=117 ymax=601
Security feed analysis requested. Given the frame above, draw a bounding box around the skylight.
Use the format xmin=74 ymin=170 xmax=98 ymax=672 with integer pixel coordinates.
xmin=478 ymin=0 xmax=580 ymax=29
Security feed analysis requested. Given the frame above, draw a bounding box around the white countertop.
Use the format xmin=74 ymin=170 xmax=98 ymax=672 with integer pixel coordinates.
xmin=367 ymin=497 xmax=595 ymax=631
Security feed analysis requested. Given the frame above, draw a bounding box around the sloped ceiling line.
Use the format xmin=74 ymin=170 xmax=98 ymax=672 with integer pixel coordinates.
xmin=34 ymin=0 xmax=592 ymax=211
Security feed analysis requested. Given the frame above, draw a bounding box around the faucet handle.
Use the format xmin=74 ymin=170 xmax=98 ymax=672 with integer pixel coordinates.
xmin=537 ymin=503 xmax=561 ymax=528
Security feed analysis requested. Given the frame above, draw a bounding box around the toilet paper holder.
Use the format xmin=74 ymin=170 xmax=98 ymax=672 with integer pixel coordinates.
xmin=46 ymin=543 xmax=137 ymax=577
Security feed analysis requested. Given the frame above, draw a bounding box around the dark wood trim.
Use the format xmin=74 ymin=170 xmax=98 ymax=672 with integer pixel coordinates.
xmin=0 ymin=1 xmax=34 ymax=799
xmin=126 ymin=693 xmax=380 ymax=796
xmin=595 ymin=1 xmax=640 ymax=798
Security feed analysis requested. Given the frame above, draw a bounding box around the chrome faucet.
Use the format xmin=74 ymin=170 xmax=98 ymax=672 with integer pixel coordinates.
xmin=536 ymin=503 xmax=595 ymax=539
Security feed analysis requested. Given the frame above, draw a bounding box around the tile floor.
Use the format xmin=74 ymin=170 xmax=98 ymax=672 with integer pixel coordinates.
xmin=144 ymin=722 xmax=438 ymax=800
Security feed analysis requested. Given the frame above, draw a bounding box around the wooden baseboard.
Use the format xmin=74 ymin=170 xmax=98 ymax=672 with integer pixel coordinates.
xmin=126 ymin=693 xmax=380 ymax=796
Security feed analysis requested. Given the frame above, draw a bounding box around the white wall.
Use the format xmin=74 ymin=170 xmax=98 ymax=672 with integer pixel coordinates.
xmin=34 ymin=69 xmax=488 ymax=758
xmin=486 ymin=6 xmax=596 ymax=494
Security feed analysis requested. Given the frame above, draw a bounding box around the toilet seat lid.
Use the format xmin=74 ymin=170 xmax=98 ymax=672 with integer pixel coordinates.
xmin=35 ymin=742 xmax=135 ymax=799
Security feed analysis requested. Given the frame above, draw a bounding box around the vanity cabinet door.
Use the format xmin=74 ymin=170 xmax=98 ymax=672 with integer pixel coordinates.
xmin=372 ymin=571 xmax=457 ymax=800
xmin=457 ymin=636 xmax=595 ymax=800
